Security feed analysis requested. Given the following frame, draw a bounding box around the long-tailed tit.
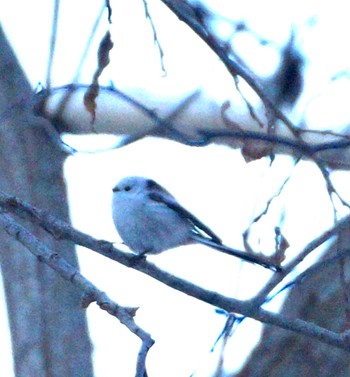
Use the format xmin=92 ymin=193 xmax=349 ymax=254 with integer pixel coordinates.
xmin=112 ymin=176 xmax=280 ymax=271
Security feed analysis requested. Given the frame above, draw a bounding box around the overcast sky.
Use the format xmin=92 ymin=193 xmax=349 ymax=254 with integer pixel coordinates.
xmin=1 ymin=1 xmax=350 ymax=376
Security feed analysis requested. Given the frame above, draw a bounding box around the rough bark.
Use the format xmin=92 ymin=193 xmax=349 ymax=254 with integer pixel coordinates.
xmin=0 ymin=26 xmax=93 ymax=377
xmin=234 ymin=236 xmax=350 ymax=377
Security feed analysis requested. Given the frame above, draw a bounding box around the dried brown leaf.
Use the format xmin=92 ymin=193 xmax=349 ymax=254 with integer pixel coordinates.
xmin=83 ymin=31 xmax=114 ymax=125
xmin=221 ymin=100 xmax=273 ymax=162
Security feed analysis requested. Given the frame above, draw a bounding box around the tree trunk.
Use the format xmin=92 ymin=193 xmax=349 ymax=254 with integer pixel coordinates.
xmin=0 ymin=26 xmax=93 ymax=377
xmin=234 ymin=236 xmax=350 ymax=377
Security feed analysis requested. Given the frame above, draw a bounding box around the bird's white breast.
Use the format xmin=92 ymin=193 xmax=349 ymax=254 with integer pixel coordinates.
xmin=112 ymin=192 xmax=192 ymax=254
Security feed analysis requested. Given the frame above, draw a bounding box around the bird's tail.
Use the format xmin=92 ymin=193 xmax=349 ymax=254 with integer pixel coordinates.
xmin=192 ymin=235 xmax=281 ymax=272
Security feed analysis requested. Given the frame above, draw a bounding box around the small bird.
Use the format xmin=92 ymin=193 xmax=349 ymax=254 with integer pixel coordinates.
xmin=112 ymin=176 xmax=279 ymax=271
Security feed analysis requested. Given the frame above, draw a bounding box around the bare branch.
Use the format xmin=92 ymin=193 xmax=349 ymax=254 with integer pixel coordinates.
xmin=105 ymin=0 xmax=112 ymax=23
xmin=1 ymin=193 xmax=350 ymax=351
xmin=160 ymin=0 xmax=301 ymax=138
xmin=142 ymin=0 xmax=166 ymax=75
xmin=73 ymin=5 xmax=106 ymax=84
xmin=35 ymin=83 xmax=350 ymax=171
xmin=275 ymin=248 xmax=350 ymax=294
xmin=46 ymin=0 xmax=60 ymax=89
xmin=0 ymin=209 xmax=154 ymax=377
xmin=252 ymin=213 xmax=350 ymax=306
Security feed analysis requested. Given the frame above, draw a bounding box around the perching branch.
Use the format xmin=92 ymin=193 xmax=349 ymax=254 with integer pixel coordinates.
xmin=1 ymin=193 xmax=350 ymax=351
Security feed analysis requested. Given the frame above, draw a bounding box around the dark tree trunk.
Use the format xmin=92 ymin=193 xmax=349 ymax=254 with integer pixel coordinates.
xmin=0 ymin=26 xmax=93 ymax=377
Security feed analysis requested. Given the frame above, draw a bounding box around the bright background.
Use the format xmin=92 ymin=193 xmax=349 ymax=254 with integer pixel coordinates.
xmin=1 ymin=0 xmax=350 ymax=376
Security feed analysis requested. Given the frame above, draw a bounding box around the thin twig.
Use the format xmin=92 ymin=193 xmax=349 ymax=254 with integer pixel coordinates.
xmin=213 ymin=314 xmax=240 ymax=377
xmin=73 ymin=4 xmax=106 ymax=83
xmin=46 ymin=0 xmax=60 ymax=89
xmin=142 ymin=0 xmax=166 ymax=75
xmin=105 ymin=0 xmax=112 ymax=23
xmin=249 ymin=160 xmax=298 ymax=225
xmin=233 ymin=75 xmax=266 ymax=129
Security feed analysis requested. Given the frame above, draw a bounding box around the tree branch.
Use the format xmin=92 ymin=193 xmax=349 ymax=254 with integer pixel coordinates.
xmin=0 ymin=210 xmax=153 ymax=377
xmin=251 ymin=213 xmax=350 ymax=306
xmin=160 ymin=0 xmax=301 ymax=137
xmin=1 ymin=193 xmax=350 ymax=351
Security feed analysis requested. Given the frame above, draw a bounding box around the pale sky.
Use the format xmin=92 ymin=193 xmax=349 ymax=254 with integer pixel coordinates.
xmin=1 ymin=1 xmax=350 ymax=376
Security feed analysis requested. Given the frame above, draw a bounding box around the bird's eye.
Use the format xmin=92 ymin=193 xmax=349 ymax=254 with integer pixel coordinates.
xmin=124 ymin=185 xmax=131 ymax=192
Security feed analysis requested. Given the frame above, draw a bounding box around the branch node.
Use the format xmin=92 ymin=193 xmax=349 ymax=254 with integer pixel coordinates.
xmin=81 ymin=291 xmax=98 ymax=308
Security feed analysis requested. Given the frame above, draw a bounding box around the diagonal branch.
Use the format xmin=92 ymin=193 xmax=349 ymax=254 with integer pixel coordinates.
xmin=1 ymin=193 xmax=350 ymax=351
xmin=0 ymin=210 xmax=153 ymax=377
xmin=251 ymin=213 xmax=350 ymax=306
xmin=160 ymin=0 xmax=301 ymax=137
xmin=159 ymin=1 xmax=350 ymax=205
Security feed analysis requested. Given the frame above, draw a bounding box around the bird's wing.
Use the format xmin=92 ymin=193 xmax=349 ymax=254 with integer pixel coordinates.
xmin=148 ymin=190 xmax=280 ymax=272
xmin=148 ymin=191 xmax=222 ymax=244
